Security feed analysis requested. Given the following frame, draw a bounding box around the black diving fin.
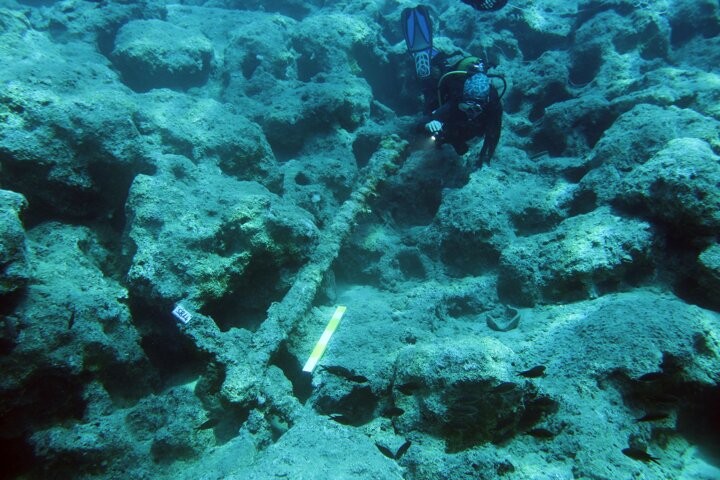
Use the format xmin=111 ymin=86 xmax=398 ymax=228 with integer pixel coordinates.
xmin=401 ymin=6 xmax=434 ymax=78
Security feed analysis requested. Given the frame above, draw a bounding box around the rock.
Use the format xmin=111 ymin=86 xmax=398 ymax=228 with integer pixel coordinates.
xmin=230 ymin=415 xmax=404 ymax=480
xmin=619 ymin=137 xmax=720 ymax=233
xmin=530 ymin=290 xmax=720 ymax=384
xmin=391 ymin=337 xmax=554 ymax=451
xmin=0 ymin=29 xmax=148 ymax=220
xmin=574 ymin=8 xmax=670 ymax=64
xmin=259 ymin=74 xmax=373 ymax=154
xmin=31 ymin=413 xmax=133 ymax=477
xmin=124 ymin=154 xmax=317 ymax=313
xmin=0 ymin=222 xmax=148 ymax=450
xmin=292 ymin=13 xmax=375 ymax=78
xmin=498 ymin=207 xmax=654 ymax=305
xmin=111 ymin=19 xmax=213 ymax=91
xmin=434 ymin=167 xmax=574 ymax=275
xmin=668 ymin=0 xmax=720 ymax=47
xmin=29 ymin=0 xmax=163 ymax=44
xmin=697 ymin=243 xmax=720 ymax=306
xmin=591 ymin=104 xmax=718 ymax=170
xmin=578 ymin=104 xmax=720 ymax=209
xmin=136 ymin=90 xmax=278 ymax=186
xmin=220 ymin=11 xmax=298 ymax=85
xmin=0 ymin=7 xmax=30 ymax=35
xmin=279 ymin=135 xmax=357 ymax=225
xmin=216 ymin=12 xmax=375 ymax=154
xmin=524 ymin=289 xmax=720 ymax=480
xmin=18 ymin=223 xmax=147 ymax=383
xmin=126 ymin=387 xmax=209 ymax=463
xmin=0 ymin=189 xmax=29 ymax=295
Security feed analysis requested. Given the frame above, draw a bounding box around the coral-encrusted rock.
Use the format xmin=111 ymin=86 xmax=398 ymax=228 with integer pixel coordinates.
xmin=0 ymin=222 xmax=148 ymax=443
xmin=579 ymin=104 xmax=720 ymax=205
xmin=498 ymin=207 xmax=654 ymax=305
xmin=213 ymin=12 xmax=376 ymax=154
xmin=17 ymin=223 xmax=147 ymax=382
xmin=0 ymin=189 xmax=29 ymax=295
xmin=0 ymin=27 xmax=148 ymax=220
xmin=391 ymin=337 xmax=554 ymax=451
xmin=434 ymin=166 xmax=575 ymax=275
xmin=124 ymin=154 xmax=317 ymax=308
xmin=136 ymin=90 xmax=278 ymax=186
xmin=529 ymin=290 xmax=720 ymax=383
xmin=112 ymin=19 xmax=213 ymax=91
xmin=236 ymin=415 xmax=404 ymax=480
xmin=31 ymin=412 xmax=134 ymax=478
xmin=125 ymin=387 xmax=209 ymax=463
xmin=698 ymin=243 xmax=720 ymax=306
xmin=221 ymin=11 xmax=298 ymax=84
xmin=433 ymin=169 xmax=516 ymax=274
xmin=30 ymin=1 xmax=163 ymax=43
xmin=669 ymin=0 xmax=720 ymax=48
xmin=260 ymin=74 xmax=373 ymax=153
xmin=292 ymin=13 xmax=375 ymax=77
xmin=618 ymin=138 xmax=720 ymax=233
xmin=588 ymin=105 xmax=720 ymax=172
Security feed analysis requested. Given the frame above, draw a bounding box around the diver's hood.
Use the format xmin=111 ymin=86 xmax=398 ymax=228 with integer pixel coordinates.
xmin=463 ymin=73 xmax=491 ymax=104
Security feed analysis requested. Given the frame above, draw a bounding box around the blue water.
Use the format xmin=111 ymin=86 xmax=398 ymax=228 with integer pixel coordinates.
xmin=0 ymin=1 xmax=719 ymax=479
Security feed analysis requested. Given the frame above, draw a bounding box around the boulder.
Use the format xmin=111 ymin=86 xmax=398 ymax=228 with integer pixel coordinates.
xmin=0 ymin=30 xmax=147 ymax=220
xmin=0 ymin=189 xmax=29 ymax=295
xmin=112 ymin=19 xmax=213 ymax=91
xmin=136 ymin=90 xmax=278 ymax=186
xmin=498 ymin=207 xmax=654 ymax=305
xmin=232 ymin=415 xmax=404 ymax=480
xmin=434 ymin=166 xmax=575 ymax=275
xmin=618 ymin=137 xmax=720 ymax=233
xmin=124 ymin=154 xmax=317 ymax=316
xmin=0 ymin=222 xmax=148 ymax=448
xmin=697 ymin=243 xmax=720 ymax=306
xmin=579 ymin=105 xmax=720 ymax=206
xmin=391 ymin=337 xmax=555 ymax=451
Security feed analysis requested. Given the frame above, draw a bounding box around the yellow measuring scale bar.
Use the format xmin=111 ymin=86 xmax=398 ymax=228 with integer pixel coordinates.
xmin=302 ymin=306 xmax=347 ymax=373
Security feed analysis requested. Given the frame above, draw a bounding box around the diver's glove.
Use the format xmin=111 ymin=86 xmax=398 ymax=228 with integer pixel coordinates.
xmin=425 ymin=120 xmax=443 ymax=135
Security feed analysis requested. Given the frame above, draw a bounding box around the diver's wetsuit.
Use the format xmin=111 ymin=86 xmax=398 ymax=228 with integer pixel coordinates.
xmin=416 ymin=83 xmax=502 ymax=165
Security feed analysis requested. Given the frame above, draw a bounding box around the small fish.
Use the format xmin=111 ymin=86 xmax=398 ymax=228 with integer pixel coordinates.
xmin=381 ymin=406 xmax=405 ymax=418
xmin=518 ymin=365 xmax=546 ymax=378
xmin=622 ymin=447 xmax=660 ymax=464
xmin=67 ymin=306 xmax=76 ymax=330
xmin=636 ymin=372 xmax=667 ymax=382
xmin=526 ymin=428 xmax=555 ymax=439
xmin=397 ymin=381 xmax=422 ymax=395
xmin=635 ymin=412 xmax=670 ymax=423
xmin=328 ymin=413 xmax=352 ymax=425
xmin=648 ymin=392 xmax=680 ymax=406
xmin=493 ymin=382 xmax=517 ymax=394
xmin=527 ymin=396 xmax=557 ymax=410
xmin=395 ymin=440 xmax=411 ymax=459
xmin=320 ymin=365 xmax=368 ymax=383
xmin=376 ymin=444 xmax=395 ymax=459
xmin=196 ymin=417 xmax=220 ymax=430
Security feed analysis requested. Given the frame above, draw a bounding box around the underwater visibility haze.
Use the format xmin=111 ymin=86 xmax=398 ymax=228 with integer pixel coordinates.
xmin=1 ymin=0 xmax=719 ymax=479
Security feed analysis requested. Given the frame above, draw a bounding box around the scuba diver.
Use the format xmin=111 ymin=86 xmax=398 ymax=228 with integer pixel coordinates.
xmin=401 ymin=5 xmax=505 ymax=166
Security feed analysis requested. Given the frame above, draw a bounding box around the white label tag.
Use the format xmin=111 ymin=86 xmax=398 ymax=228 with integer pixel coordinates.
xmin=172 ymin=305 xmax=192 ymax=324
